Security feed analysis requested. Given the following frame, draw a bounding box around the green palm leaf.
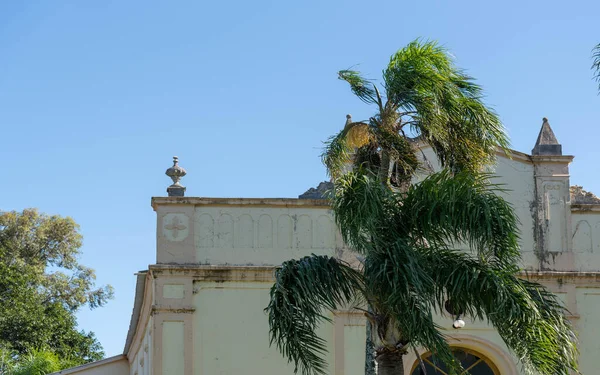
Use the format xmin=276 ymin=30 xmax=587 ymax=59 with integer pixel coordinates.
xmin=338 ymin=70 xmax=380 ymax=106
xmin=328 ymin=39 xmax=510 ymax=184
xmin=399 ymin=170 xmax=520 ymax=265
xmin=424 ymin=249 xmax=578 ymax=375
xmin=265 ymin=255 xmax=364 ymax=375
xmin=10 ymin=350 xmax=62 ymax=375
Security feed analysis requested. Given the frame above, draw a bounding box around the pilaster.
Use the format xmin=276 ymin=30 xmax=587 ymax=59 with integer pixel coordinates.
xmin=530 ymin=118 xmax=574 ymax=270
xmin=151 ymin=271 xmax=195 ymax=375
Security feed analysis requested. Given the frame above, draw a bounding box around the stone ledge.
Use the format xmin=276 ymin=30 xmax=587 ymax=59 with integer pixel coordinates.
xmin=150 ymin=264 xmax=277 ymax=282
xmin=571 ymin=204 xmax=600 ymax=212
xmin=520 ymin=271 xmax=600 ymax=285
xmin=152 ymin=197 xmax=331 ymax=210
xmin=530 ymin=155 xmax=574 ymax=163
xmin=151 ymin=305 xmax=195 ymax=314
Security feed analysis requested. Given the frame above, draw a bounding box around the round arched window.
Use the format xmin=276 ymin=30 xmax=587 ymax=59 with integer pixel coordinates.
xmin=410 ymin=348 xmax=499 ymax=375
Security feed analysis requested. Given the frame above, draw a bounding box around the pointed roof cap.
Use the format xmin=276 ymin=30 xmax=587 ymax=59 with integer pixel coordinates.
xmin=532 ymin=117 xmax=562 ymax=156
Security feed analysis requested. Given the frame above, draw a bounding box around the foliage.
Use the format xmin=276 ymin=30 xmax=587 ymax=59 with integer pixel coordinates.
xmin=323 ymin=39 xmax=509 ymax=186
xmin=267 ymin=172 xmax=578 ymax=375
xmin=0 ymin=347 xmax=16 ymax=374
xmin=0 ymin=209 xmax=113 ymax=311
xmin=267 ymin=39 xmax=578 ymax=375
xmin=593 ymin=43 xmax=600 ymax=93
xmin=267 ymin=255 xmax=364 ymax=375
xmin=0 ymin=209 xmax=111 ymax=368
xmin=9 ymin=350 xmax=62 ymax=375
xmin=0 ymin=349 xmax=84 ymax=375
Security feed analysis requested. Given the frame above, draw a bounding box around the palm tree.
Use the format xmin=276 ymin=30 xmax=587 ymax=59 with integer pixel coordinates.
xmin=323 ymin=39 xmax=509 ymax=187
xmin=10 ymin=351 xmax=62 ymax=375
xmin=265 ymin=40 xmax=578 ymax=375
xmin=3 ymin=349 xmax=82 ymax=375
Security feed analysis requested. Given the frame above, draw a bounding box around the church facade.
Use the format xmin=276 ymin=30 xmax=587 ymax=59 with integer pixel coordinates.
xmin=54 ymin=119 xmax=600 ymax=375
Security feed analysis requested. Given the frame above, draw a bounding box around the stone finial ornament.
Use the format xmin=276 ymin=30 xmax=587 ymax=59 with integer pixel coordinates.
xmin=532 ymin=117 xmax=562 ymax=156
xmin=165 ymin=156 xmax=187 ymax=197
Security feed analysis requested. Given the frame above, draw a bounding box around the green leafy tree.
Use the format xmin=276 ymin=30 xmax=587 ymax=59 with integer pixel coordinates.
xmin=266 ymin=40 xmax=578 ymax=375
xmin=0 ymin=209 xmax=113 ymax=369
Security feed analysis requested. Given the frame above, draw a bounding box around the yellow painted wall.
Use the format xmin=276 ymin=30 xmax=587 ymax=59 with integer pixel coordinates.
xmin=193 ymin=281 xmax=337 ymax=375
xmin=194 ymin=206 xmax=338 ymax=265
xmin=129 ymin=318 xmax=152 ymax=375
xmin=340 ymin=322 xmax=367 ymax=375
xmin=163 ymin=321 xmax=185 ymax=375
xmin=575 ymin=287 xmax=600 ymax=374
xmin=572 ymin=212 xmax=600 ymax=271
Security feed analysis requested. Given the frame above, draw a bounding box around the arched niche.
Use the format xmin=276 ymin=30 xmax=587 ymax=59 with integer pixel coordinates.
xmin=403 ymin=334 xmax=517 ymax=375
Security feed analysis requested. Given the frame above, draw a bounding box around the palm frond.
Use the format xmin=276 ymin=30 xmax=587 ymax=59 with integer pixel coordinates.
xmin=383 ymin=39 xmax=454 ymax=111
xmin=322 ymin=131 xmax=352 ymax=179
xmin=364 ymin=244 xmax=462 ymax=373
xmin=424 ymin=249 xmax=578 ymax=375
xmin=399 ymin=170 xmax=521 ymax=265
xmin=421 ymin=92 xmax=509 ymax=173
xmin=338 ymin=70 xmax=380 ymax=105
xmin=11 ymin=350 xmax=62 ymax=375
xmin=593 ymin=43 xmax=600 ymax=93
xmin=383 ymin=39 xmax=508 ymax=172
xmin=322 ymin=119 xmax=372 ymax=179
xmin=508 ymin=280 xmax=579 ymax=375
xmin=265 ymin=255 xmax=364 ymax=375
xmin=331 ymin=172 xmax=401 ymax=253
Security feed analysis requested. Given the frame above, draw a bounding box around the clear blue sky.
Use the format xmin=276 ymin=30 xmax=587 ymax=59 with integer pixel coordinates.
xmin=1 ymin=0 xmax=599 ymax=358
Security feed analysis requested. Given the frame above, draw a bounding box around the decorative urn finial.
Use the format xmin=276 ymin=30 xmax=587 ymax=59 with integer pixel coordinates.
xmin=165 ymin=156 xmax=187 ymax=197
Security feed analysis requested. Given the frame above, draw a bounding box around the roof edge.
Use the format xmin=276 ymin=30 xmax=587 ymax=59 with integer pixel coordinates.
xmin=417 ymin=143 xmax=573 ymax=164
xmin=123 ymin=272 xmax=148 ymax=355
xmin=51 ymin=354 xmax=127 ymax=374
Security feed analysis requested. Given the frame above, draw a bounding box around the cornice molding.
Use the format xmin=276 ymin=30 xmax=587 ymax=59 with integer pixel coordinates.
xmin=149 ymin=264 xmax=277 ymax=282
xmin=151 ymin=197 xmax=332 ymax=210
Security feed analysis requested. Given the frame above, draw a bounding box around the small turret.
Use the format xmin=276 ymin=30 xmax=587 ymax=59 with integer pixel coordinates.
xmin=532 ymin=117 xmax=562 ymax=156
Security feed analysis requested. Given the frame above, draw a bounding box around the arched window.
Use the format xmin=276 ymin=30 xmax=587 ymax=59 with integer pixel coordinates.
xmin=410 ymin=348 xmax=499 ymax=375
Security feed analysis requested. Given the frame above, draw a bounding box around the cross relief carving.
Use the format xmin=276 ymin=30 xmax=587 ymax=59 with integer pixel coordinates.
xmin=165 ymin=216 xmax=187 ymax=238
xmin=163 ymin=213 xmax=189 ymax=242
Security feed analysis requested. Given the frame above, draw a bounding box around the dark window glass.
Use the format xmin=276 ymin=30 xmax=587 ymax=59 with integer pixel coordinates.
xmin=411 ymin=349 xmax=497 ymax=375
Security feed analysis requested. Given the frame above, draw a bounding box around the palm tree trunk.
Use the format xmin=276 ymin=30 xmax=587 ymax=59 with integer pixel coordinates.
xmin=377 ymin=151 xmax=392 ymax=185
xmin=365 ymin=318 xmax=376 ymax=375
xmin=376 ymin=351 xmax=404 ymax=375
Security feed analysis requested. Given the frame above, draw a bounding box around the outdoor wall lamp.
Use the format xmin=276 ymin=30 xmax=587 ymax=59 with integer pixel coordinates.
xmin=452 ymin=316 xmax=466 ymax=329
xmin=445 ymin=300 xmax=466 ymax=329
